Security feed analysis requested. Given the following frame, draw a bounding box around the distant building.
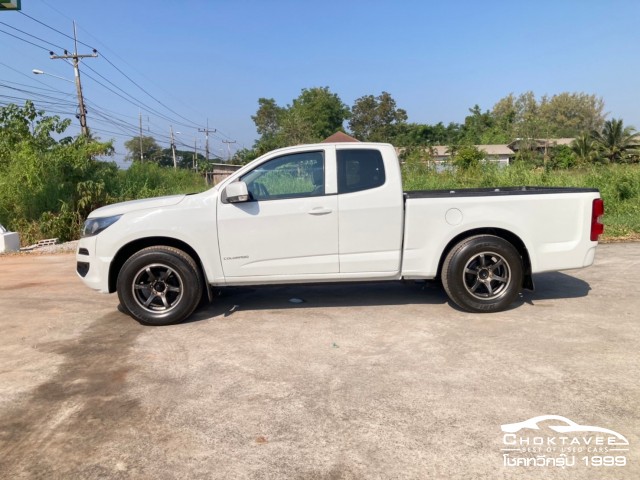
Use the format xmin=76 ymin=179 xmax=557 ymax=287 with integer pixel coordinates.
xmin=396 ymin=139 xmax=577 ymax=167
xmin=204 ymin=163 xmax=242 ymax=185
xmin=508 ymin=138 xmax=575 ymax=154
xmin=428 ymin=145 xmax=515 ymax=166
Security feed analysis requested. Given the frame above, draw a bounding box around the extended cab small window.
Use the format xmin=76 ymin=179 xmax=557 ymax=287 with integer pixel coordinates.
xmin=337 ymin=149 xmax=386 ymax=194
xmin=241 ymin=151 xmax=324 ymax=201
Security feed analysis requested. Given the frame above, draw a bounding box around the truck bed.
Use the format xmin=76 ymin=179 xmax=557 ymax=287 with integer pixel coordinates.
xmin=404 ymin=186 xmax=599 ymax=199
xmin=400 ymin=186 xmax=601 ymax=279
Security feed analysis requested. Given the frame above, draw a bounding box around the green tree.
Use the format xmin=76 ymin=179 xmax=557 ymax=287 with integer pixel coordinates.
xmin=124 ymin=136 xmax=162 ymax=163
xmin=460 ymin=104 xmax=511 ymax=145
xmin=150 ymin=148 xmax=208 ymax=169
xmin=251 ymin=87 xmax=350 ymax=152
xmin=232 ymin=148 xmax=259 ymax=165
xmin=491 ymin=93 xmax=517 ymax=137
xmin=278 ymin=107 xmax=314 ymax=146
xmin=539 ymin=92 xmax=605 ymax=137
xmin=175 ymin=148 xmax=207 ymax=169
xmin=461 ymin=105 xmax=493 ymax=144
xmin=394 ymin=122 xmax=463 ymax=146
xmin=349 ymin=91 xmax=408 ymax=142
xmin=513 ymin=91 xmax=541 ymax=140
xmin=592 ymin=118 xmax=639 ymax=163
xmin=492 ymin=91 xmax=606 ymax=140
xmin=287 ymin=87 xmax=350 ymax=141
xmin=452 ymin=145 xmax=484 ymax=170
xmin=252 ymin=98 xmax=284 ymax=137
xmin=251 ymin=98 xmax=285 ymax=153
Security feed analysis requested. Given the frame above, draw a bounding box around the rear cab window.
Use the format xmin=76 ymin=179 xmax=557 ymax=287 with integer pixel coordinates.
xmin=337 ymin=149 xmax=386 ymax=194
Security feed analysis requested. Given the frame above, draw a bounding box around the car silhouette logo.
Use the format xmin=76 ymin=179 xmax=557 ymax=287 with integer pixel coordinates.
xmin=501 ymin=415 xmax=629 ymax=445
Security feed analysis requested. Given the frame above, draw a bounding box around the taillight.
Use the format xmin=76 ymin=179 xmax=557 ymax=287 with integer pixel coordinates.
xmin=590 ymin=198 xmax=604 ymax=241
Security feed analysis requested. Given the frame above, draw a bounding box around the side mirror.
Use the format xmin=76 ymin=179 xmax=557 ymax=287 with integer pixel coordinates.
xmin=225 ymin=181 xmax=250 ymax=203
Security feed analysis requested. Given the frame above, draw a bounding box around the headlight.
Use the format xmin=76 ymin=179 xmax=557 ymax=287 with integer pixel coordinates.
xmin=82 ymin=215 xmax=122 ymax=237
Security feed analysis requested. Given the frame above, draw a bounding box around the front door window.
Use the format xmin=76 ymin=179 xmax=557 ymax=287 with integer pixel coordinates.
xmin=242 ymin=151 xmax=325 ymax=201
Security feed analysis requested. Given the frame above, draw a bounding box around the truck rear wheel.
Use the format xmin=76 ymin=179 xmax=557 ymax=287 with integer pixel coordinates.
xmin=117 ymin=246 xmax=203 ymax=325
xmin=441 ymin=235 xmax=523 ymax=313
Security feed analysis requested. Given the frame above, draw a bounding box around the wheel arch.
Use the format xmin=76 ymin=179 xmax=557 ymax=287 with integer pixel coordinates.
xmin=108 ymin=237 xmax=207 ymax=294
xmin=437 ymin=228 xmax=533 ymax=290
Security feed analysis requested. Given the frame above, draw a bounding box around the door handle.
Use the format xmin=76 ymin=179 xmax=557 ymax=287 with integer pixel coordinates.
xmin=308 ymin=207 xmax=332 ymax=216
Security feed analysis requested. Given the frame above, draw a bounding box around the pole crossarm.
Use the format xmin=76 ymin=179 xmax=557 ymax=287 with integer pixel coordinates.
xmin=49 ymin=52 xmax=98 ymax=60
xmin=48 ymin=21 xmax=96 ymax=136
xmin=198 ymin=121 xmax=216 ymax=161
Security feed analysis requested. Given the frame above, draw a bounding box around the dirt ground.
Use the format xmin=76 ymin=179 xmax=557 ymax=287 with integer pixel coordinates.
xmin=0 ymin=244 xmax=638 ymax=479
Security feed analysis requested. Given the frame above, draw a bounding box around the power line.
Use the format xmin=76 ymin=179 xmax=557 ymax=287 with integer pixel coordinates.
xmin=0 ymin=27 xmax=52 ymax=52
xmin=0 ymin=20 xmax=66 ymax=51
xmin=0 ymin=81 xmax=78 ymax=104
xmin=0 ymin=78 xmax=75 ymax=96
xmin=81 ymin=64 xmax=199 ymax=131
xmin=18 ymin=10 xmax=96 ymax=50
xmin=8 ymin=10 xmax=236 ymax=147
xmin=83 ymin=99 xmax=138 ymax=121
xmin=14 ymin=11 xmax=201 ymax=130
xmin=0 ymin=84 xmax=78 ymax=105
xmin=100 ymin=53 xmax=201 ymax=129
xmin=40 ymin=0 xmax=214 ymax=127
xmin=88 ymin=109 xmax=175 ymax=144
xmin=0 ymin=21 xmax=196 ymax=136
xmin=0 ymin=56 xmax=70 ymax=93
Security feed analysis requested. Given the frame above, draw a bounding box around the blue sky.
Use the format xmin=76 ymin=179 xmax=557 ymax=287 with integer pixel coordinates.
xmin=1 ymin=0 xmax=639 ymax=164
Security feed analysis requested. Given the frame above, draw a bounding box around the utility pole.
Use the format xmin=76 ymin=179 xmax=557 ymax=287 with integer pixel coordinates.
xmin=49 ymin=21 xmax=97 ymax=136
xmin=193 ymin=138 xmax=198 ymax=172
xmin=222 ymin=140 xmax=237 ymax=161
xmin=198 ymin=119 xmax=216 ymax=162
xmin=139 ymin=111 xmax=144 ymax=162
xmin=170 ymin=126 xmax=177 ymax=169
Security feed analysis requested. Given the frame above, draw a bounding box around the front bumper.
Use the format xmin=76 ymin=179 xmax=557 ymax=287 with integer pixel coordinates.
xmin=75 ymin=236 xmax=111 ymax=293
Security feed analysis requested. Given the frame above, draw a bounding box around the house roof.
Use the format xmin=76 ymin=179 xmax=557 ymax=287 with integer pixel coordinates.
xmin=431 ymin=145 xmax=514 ymax=156
xmin=508 ymin=138 xmax=575 ymax=149
xmin=322 ymin=131 xmax=360 ymax=143
xmin=476 ymin=145 xmax=515 ymax=155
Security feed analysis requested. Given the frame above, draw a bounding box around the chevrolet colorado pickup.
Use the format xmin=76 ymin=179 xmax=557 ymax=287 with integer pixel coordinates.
xmin=76 ymin=142 xmax=604 ymax=325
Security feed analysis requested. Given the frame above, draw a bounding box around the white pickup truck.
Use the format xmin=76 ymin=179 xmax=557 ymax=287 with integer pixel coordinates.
xmin=76 ymin=142 xmax=604 ymax=325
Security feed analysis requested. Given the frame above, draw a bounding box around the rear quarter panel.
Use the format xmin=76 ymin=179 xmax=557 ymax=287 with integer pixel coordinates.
xmin=401 ymin=191 xmax=601 ymax=278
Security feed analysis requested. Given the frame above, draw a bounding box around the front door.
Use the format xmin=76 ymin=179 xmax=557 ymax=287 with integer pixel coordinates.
xmin=217 ymin=149 xmax=339 ymax=278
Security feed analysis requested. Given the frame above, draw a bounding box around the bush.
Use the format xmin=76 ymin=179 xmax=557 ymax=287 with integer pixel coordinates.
xmin=115 ymin=162 xmax=206 ymax=201
xmin=0 ymin=102 xmax=208 ymax=246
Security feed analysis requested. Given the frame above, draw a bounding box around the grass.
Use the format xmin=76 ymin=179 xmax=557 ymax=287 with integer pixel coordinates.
xmin=402 ymin=162 xmax=640 ymax=240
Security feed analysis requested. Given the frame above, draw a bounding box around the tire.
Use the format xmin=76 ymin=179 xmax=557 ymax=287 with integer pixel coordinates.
xmin=117 ymin=246 xmax=203 ymax=326
xmin=441 ymin=235 xmax=523 ymax=313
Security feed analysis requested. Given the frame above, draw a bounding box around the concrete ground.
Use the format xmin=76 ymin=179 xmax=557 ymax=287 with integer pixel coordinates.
xmin=0 ymin=243 xmax=638 ymax=479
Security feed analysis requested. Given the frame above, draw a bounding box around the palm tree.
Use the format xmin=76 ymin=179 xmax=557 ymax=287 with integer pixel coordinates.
xmin=591 ymin=118 xmax=639 ymax=163
xmin=571 ymin=133 xmax=600 ymax=164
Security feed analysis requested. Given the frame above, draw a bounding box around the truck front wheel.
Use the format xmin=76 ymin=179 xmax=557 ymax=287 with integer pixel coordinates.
xmin=441 ymin=235 xmax=523 ymax=313
xmin=117 ymin=246 xmax=203 ymax=325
